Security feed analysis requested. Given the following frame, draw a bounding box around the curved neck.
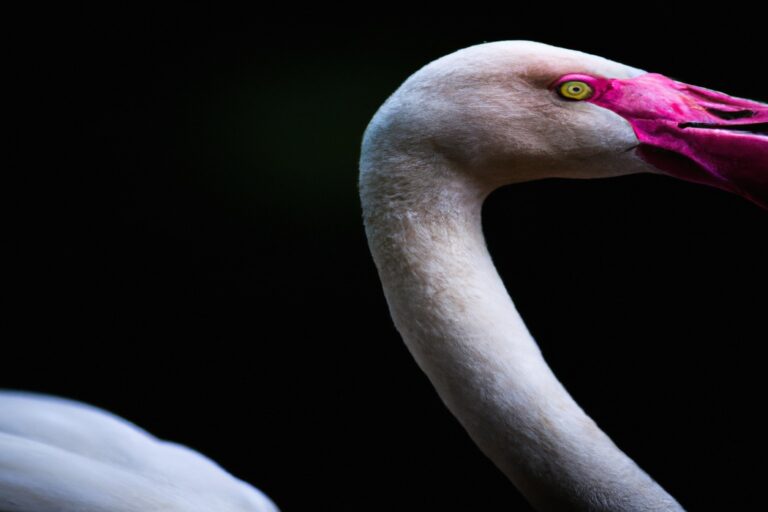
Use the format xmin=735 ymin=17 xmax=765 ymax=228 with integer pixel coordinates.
xmin=360 ymin=159 xmax=684 ymax=512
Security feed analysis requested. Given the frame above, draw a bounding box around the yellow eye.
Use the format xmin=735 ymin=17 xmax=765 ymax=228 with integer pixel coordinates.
xmin=558 ymin=81 xmax=593 ymax=101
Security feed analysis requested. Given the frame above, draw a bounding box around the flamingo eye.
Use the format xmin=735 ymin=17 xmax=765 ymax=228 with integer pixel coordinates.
xmin=558 ymin=81 xmax=593 ymax=101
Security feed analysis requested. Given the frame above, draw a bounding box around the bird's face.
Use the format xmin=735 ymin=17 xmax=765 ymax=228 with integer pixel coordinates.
xmin=556 ymin=71 xmax=768 ymax=208
xmin=387 ymin=41 xmax=767 ymax=208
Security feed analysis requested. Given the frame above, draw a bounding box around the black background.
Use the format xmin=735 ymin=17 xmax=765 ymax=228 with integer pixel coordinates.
xmin=8 ymin=4 xmax=767 ymax=510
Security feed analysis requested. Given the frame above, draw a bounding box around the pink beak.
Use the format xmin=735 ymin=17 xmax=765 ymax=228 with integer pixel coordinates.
xmin=562 ymin=73 xmax=768 ymax=209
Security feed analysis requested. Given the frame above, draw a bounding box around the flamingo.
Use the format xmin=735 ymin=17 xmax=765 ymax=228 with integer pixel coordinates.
xmin=1 ymin=41 xmax=765 ymax=511
xmin=0 ymin=392 xmax=279 ymax=511
xmin=359 ymin=41 xmax=766 ymax=511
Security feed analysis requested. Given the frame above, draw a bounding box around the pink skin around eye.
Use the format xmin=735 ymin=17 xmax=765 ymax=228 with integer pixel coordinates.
xmin=553 ymin=73 xmax=768 ymax=209
xmin=552 ymin=74 xmax=607 ymax=99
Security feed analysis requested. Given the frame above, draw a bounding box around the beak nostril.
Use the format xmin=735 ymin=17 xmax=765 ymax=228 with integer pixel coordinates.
xmin=705 ymin=107 xmax=755 ymax=120
xmin=678 ymin=121 xmax=768 ymax=136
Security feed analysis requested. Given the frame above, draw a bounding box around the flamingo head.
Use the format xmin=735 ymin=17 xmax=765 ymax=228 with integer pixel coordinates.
xmin=362 ymin=41 xmax=767 ymax=209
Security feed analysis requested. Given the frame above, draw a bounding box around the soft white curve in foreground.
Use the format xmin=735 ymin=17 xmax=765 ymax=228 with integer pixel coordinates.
xmin=0 ymin=391 xmax=279 ymax=512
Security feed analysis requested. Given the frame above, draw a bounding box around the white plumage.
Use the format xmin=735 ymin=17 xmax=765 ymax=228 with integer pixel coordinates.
xmin=0 ymin=392 xmax=278 ymax=511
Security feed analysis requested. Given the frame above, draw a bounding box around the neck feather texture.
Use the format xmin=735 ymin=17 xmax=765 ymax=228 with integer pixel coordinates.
xmin=360 ymin=157 xmax=684 ymax=512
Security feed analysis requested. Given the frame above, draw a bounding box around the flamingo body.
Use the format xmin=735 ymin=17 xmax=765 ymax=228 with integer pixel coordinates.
xmin=0 ymin=392 xmax=278 ymax=512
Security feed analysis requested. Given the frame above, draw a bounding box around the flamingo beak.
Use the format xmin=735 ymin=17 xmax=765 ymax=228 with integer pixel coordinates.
xmin=586 ymin=73 xmax=768 ymax=209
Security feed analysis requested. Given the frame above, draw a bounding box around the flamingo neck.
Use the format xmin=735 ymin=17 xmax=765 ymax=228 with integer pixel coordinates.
xmin=360 ymin=158 xmax=683 ymax=512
